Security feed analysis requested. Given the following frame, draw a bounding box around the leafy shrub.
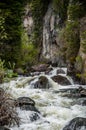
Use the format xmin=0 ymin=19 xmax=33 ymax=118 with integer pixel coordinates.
xmin=53 ymin=0 xmax=69 ymax=21
xmin=21 ymin=43 xmax=39 ymax=66
xmin=81 ymin=31 xmax=86 ymax=53
xmin=21 ymin=30 xmax=39 ymax=66
xmin=68 ymin=2 xmax=82 ymax=20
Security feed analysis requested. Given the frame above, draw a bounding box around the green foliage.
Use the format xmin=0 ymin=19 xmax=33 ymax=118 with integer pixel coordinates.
xmin=65 ymin=20 xmax=80 ymax=63
xmin=81 ymin=31 xmax=86 ymax=53
xmin=0 ymin=59 xmax=5 ymax=72
xmin=5 ymin=69 xmax=18 ymax=79
xmin=0 ymin=59 xmax=5 ymax=83
xmin=76 ymin=56 xmax=82 ymax=62
xmin=21 ymin=43 xmax=39 ymax=66
xmin=76 ymin=73 xmax=86 ymax=80
xmin=0 ymin=1 xmax=28 ymax=66
xmin=21 ymin=29 xmax=39 ymax=66
xmin=68 ymin=2 xmax=82 ymax=20
xmin=0 ymin=10 xmax=7 ymax=41
xmin=0 ymin=59 xmax=18 ymax=82
xmin=75 ymin=56 xmax=83 ymax=72
xmin=53 ymin=0 xmax=69 ymax=21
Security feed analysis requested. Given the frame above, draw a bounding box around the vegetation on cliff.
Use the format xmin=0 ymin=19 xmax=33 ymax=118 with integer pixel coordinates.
xmin=0 ymin=0 xmax=86 ymax=82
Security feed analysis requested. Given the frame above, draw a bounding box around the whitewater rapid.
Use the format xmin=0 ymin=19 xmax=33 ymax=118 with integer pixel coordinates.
xmin=1 ymin=67 xmax=86 ymax=130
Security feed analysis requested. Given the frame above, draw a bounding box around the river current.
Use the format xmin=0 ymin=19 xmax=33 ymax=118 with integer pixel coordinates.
xmin=1 ymin=67 xmax=86 ymax=130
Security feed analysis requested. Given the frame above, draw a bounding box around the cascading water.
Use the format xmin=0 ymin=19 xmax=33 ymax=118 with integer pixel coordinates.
xmin=1 ymin=67 xmax=86 ymax=130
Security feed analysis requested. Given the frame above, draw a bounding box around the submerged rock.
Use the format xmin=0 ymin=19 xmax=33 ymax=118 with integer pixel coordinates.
xmin=57 ymin=69 xmax=65 ymax=75
xmin=51 ymin=75 xmax=71 ymax=85
xmin=63 ymin=117 xmax=86 ymax=130
xmin=45 ymin=67 xmax=53 ymax=75
xmin=82 ymin=100 xmax=86 ymax=106
xmin=30 ymin=112 xmax=40 ymax=122
xmin=34 ymin=76 xmax=50 ymax=89
xmin=16 ymin=97 xmax=40 ymax=113
xmin=56 ymin=87 xmax=86 ymax=98
xmin=0 ymin=126 xmax=10 ymax=130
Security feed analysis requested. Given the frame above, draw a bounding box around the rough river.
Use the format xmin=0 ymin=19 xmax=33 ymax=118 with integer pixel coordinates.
xmin=1 ymin=66 xmax=86 ymax=130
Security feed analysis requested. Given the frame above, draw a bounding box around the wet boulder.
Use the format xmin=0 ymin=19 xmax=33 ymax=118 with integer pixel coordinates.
xmin=30 ymin=112 xmax=40 ymax=122
xmin=57 ymin=69 xmax=65 ymax=75
xmin=17 ymin=97 xmax=35 ymax=106
xmin=82 ymin=100 xmax=86 ymax=106
xmin=78 ymin=86 xmax=86 ymax=97
xmin=80 ymin=90 xmax=86 ymax=97
xmin=31 ymin=64 xmax=49 ymax=72
xmin=34 ymin=76 xmax=50 ymax=89
xmin=45 ymin=67 xmax=53 ymax=75
xmin=14 ymin=68 xmax=24 ymax=75
xmin=51 ymin=75 xmax=71 ymax=86
xmin=63 ymin=117 xmax=86 ymax=130
xmin=57 ymin=87 xmax=86 ymax=98
xmin=16 ymin=97 xmax=40 ymax=113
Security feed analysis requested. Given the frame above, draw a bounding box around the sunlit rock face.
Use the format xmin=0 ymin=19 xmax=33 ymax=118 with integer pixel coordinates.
xmin=42 ymin=3 xmax=65 ymax=66
xmin=23 ymin=4 xmax=34 ymax=37
xmin=75 ymin=16 xmax=86 ymax=83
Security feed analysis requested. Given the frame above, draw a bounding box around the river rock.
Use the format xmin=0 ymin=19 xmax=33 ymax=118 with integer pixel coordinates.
xmin=16 ymin=97 xmax=40 ymax=113
xmin=30 ymin=112 xmax=40 ymax=122
xmin=78 ymin=86 xmax=86 ymax=97
xmin=63 ymin=117 xmax=86 ymax=130
xmin=34 ymin=76 xmax=50 ymax=89
xmin=57 ymin=87 xmax=86 ymax=98
xmin=0 ymin=88 xmax=4 ymax=95
xmin=82 ymin=100 xmax=86 ymax=106
xmin=16 ymin=97 xmax=35 ymax=106
xmin=0 ymin=126 xmax=10 ymax=130
xmin=57 ymin=69 xmax=65 ymax=74
xmin=51 ymin=75 xmax=71 ymax=86
xmin=14 ymin=68 xmax=24 ymax=75
xmin=45 ymin=67 xmax=53 ymax=75
xmin=31 ymin=64 xmax=49 ymax=72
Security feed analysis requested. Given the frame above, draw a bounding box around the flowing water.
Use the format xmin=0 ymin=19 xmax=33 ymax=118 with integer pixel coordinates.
xmin=1 ymin=67 xmax=86 ymax=130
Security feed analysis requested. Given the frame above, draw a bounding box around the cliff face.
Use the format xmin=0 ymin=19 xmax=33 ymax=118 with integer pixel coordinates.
xmin=42 ymin=3 xmax=65 ymax=66
xmin=75 ymin=17 xmax=86 ymax=83
xmin=25 ymin=0 xmax=86 ymax=81
xmin=0 ymin=0 xmax=86 ymax=82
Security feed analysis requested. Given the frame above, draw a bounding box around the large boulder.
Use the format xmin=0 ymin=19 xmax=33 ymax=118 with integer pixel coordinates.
xmin=14 ymin=68 xmax=24 ymax=75
xmin=16 ymin=97 xmax=40 ymax=113
xmin=63 ymin=117 xmax=86 ymax=130
xmin=51 ymin=75 xmax=71 ymax=86
xmin=31 ymin=64 xmax=49 ymax=72
xmin=16 ymin=97 xmax=35 ymax=106
xmin=57 ymin=69 xmax=65 ymax=75
xmin=34 ymin=76 xmax=50 ymax=89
